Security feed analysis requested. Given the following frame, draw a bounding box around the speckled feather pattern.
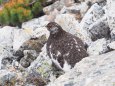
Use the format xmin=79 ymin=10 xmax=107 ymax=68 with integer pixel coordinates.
xmin=46 ymin=22 xmax=88 ymax=71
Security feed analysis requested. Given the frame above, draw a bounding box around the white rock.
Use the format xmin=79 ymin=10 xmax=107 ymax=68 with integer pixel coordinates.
xmin=0 ymin=26 xmax=15 ymax=46
xmin=43 ymin=0 xmax=74 ymax=14
xmin=80 ymin=0 xmax=105 ymax=4
xmin=108 ymin=41 xmax=115 ymax=50
xmin=60 ymin=2 xmax=89 ymax=17
xmin=22 ymin=16 xmax=49 ymax=30
xmin=106 ymin=0 xmax=115 ymax=40
xmin=80 ymin=3 xmax=104 ymax=30
xmin=43 ymin=1 xmax=65 ymax=14
xmin=0 ymin=26 xmax=15 ymax=69
xmin=80 ymin=3 xmax=105 ymax=45
xmin=55 ymin=14 xmax=79 ymax=35
xmin=89 ymin=16 xmax=110 ymax=41
xmin=47 ymin=51 xmax=115 ymax=86
xmin=13 ymin=28 xmax=33 ymax=51
xmin=20 ymin=16 xmax=50 ymax=51
xmin=45 ymin=9 xmax=60 ymax=22
xmin=87 ymin=38 xmax=109 ymax=55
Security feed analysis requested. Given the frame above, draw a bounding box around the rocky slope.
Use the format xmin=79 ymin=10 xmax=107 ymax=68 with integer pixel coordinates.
xmin=0 ymin=0 xmax=115 ymax=86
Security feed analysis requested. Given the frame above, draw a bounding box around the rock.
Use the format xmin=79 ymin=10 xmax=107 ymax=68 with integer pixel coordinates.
xmin=0 ymin=70 xmax=16 ymax=86
xmin=60 ymin=2 xmax=90 ymax=21
xmin=0 ymin=26 xmax=16 ymax=69
xmin=27 ymin=44 xmax=53 ymax=82
xmin=43 ymin=0 xmax=74 ymax=14
xmin=106 ymin=0 xmax=115 ymax=40
xmin=107 ymin=41 xmax=115 ymax=50
xmin=43 ymin=1 xmax=64 ymax=14
xmin=2 ymin=57 xmax=13 ymax=68
xmin=22 ymin=16 xmax=49 ymax=30
xmin=89 ymin=16 xmax=110 ymax=41
xmin=14 ymin=34 xmax=47 ymax=68
xmin=13 ymin=28 xmax=33 ymax=51
xmin=87 ymin=38 xmax=109 ymax=55
xmin=19 ymin=35 xmax=47 ymax=52
xmin=20 ymin=57 xmax=30 ymax=68
xmin=13 ymin=50 xmax=24 ymax=61
xmin=20 ymin=50 xmax=38 ymax=68
xmin=45 ymin=9 xmax=59 ymax=22
xmin=80 ymin=3 xmax=105 ymax=45
xmin=0 ymin=26 xmax=15 ymax=45
xmin=80 ymin=0 xmax=106 ymax=4
xmin=61 ymin=0 xmax=75 ymax=7
xmin=25 ymin=71 xmax=47 ymax=86
xmin=47 ymin=51 xmax=115 ymax=86
xmin=55 ymin=14 xmax=79 ymax=35
xmin=80 ymin=3 xmax=105 ymax=31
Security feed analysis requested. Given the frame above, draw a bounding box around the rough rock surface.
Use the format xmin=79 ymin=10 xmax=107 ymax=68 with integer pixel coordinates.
xmin=43 ymin=0 xmax=74 ymax=14
xmin=0 ymin=70 xmax=17 ymax=86
xmin=87 ymin=38 xmax=109 ymax=55
xmin=106 ymin=0 xmax=115 ymax=40
xmin=89 ymin=16 xmax=110 ymax=41
xmin=47 ymin=51 xmax=115 ymax=86
xmin=27 ymin=44 xmax=53 ymax=83
xmin=0 ymin=0 xmax=115 ymax=85
xmin=108 ymin=41 xmax=115 ymax=50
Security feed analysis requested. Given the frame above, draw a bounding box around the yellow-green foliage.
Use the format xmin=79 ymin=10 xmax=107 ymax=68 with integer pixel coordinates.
xmin=0 ymin=0 xmax=44 ymax=27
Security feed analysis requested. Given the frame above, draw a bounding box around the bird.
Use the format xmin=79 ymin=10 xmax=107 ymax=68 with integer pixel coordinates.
xmin=46 ymin=22 xmax=88 ymax=72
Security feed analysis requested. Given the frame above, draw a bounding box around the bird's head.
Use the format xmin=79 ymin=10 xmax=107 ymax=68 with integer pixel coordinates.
xmin=46 ymin=22 xmax=62 ymax=34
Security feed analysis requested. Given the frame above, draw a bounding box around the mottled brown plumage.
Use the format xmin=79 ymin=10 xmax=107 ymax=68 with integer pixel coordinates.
xmin=46 ymin=22 xmax=88 ymax=71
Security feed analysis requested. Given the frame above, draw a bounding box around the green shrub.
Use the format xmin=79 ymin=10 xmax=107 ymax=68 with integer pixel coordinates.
xmin=0 ymin=0 xmax=3 ymax=5
xmin=0 ymin=8 xmax=10 ymax=25
xmin=32 ymin=1 xmax=43 ymax=17
xmin=0 ymin=0 xmax=44 ymax=27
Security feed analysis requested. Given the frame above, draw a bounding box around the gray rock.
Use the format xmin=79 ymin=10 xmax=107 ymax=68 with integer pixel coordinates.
xmin=107 ymin=41 xmax=115 ymax=50
xmin=87 ymin=38 xmax=109 ymax=55
xmin=80 ymin=3 xmax=105 ymax=45
xmin=14 ymin=35 xmax=47 ymax=68
xmin=60 ymin=2 xmax=90 ymax=21
xmin=47 ymin=51 xmax=115 ymax=86
xmin=27 ymin=44 xmax=53 ymax=83
xmin=0 ymin=70 xmax=16 ymax=86
xmin=80 ymin=3 xmax=105 ymax=31
xmin=25 ymin=71 xmax=47 ymax=86
xmin=89 ymin=17 xmax=110 ymax=41
xmin=20 ymin=50 xmax=38 ymax=68
xmin=43 ymin=0 xmax=74 ymax=14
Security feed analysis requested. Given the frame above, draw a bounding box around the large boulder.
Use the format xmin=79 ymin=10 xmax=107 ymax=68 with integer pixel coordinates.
xmin=80 ymin=3 xmax=105 ymax=44
xmin=47 ymin=51 xmax=115 ymax=86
